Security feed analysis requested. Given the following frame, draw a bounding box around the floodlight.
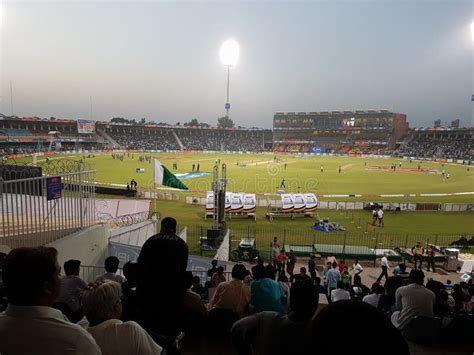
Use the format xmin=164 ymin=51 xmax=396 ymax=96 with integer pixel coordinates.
xmin=220 ymin=39 xmax=240 ymax=66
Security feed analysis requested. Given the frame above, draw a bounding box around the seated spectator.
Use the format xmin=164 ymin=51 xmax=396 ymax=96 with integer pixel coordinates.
xmin=277 ymin=274 xmax=290 ymax=304
xmin=349 ymin=274 xmax=370 ymax=300
xmin=452 ymin=284 xmax=470 ymax=313
xmin=314 ymin=276 xmax=326 ymax=296
xmin=209 ymin=264 xmax=251 ymax=318
xmin=331 ymin=281 xmax=350 ymax=302
xmin=250 ymin=265 xmax=286 ymax=313
xmin=211 ymin=266 xmax=226 ymax=287
xmin=191 ymin=276 xmax=206 ymax=296
xmin=391 ymin=269 xmax=435 ymax=330
xmin=136 ymin=217 xmax=189 ymax=337
xmin=378 ymin=276 xmax=404 ymax=316
xmin=426 ymin=280 xmax=450 ymax=318
xmin=182 ymin=271 xmax=207 ymax=317
xmin=121 ymin=261 xmax=138 ymax=321
xmin=82 ymin=281 xmax=163 ymax=355
xmin=0 ymin=247 xmax=101 ymax=354
xmin=308 ymin=300 xmax=409 ymax=355
xmin=362 ymin=283 xmax=385 ymax=308
xmin=95 ymin=256 xmax=125 ymax=284
xmin=444 ymin=279 xmax=453 ymax=292
xmin=54 ymin=259 xmax=88 ymax=323
xmin=290 ymin=266 xmax=311 ymax=283
xmin=232 ymin=281 xmax=319 ymax=355
xmin=207 ymin=259 xmax=218 ymax=278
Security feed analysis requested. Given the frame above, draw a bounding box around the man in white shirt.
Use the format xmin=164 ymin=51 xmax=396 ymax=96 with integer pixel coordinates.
xmin=351 ymin=260 xmax=363 ymax=276
xmin=331 ymin=281 xmax=350 ymax=302
xmin=377 ymin=208 xmax=384 ymax=227
xmin=391 ymin=269 xmax=436 ymax=330
xmin=0 ymin=247 xmax=101 ymax=355
xmin=376 ymin=253 xmax=390 ymax=283
xmin=82 ymin=280 xmax=163 ymax=355
xmin=362 ymin=283 xmax=385 ymax=308
xmin=95 ymin=256 xmax=125 ymax=284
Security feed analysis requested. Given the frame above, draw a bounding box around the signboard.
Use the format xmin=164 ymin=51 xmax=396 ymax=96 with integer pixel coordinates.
xmin=77 ymin=119 xmax=96 ymax=134
xmin=225 ymin=103 xmax=230 ymax=109
xmin=46 ymin=176 xmax=62 ymax=201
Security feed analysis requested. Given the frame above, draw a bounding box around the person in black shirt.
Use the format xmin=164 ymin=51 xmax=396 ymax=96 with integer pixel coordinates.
xmin=207 ymin=259 xmax=218 ymax=278
xmin=349 ymin=275 xmax=370 ymax=300
xmin=314 ymin=277 xmax=326 ymax=296
xmin=291 ymin=267 xmax=311 ymax=284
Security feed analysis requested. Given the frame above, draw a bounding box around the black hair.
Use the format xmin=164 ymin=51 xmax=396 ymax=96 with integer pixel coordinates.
xmin=122 ymin=261 xmax=138 ymax=283
xmin=63 ymin=259 xmax=81 ymax=276
xmin=408 ymin=269 xmax=424 ymax=285
xmin=353 ymin=275 xmax=361 ymax=285
xmin=2 ymin=247 xmax=59 ymax=305
xmin=265 ymin=264 xmax=277 ymax=279
xmin=217 ymin=266 xmax=224 ymax=273
xmin=104 ymin=256 xmax=120 ymax=273
xmin=192 ymin=276 xmax=200 ymax=284
xmin=231 ymin=264 xmax=247 ymax=280
xmin=252 ymin=264 xmax=266 ymax=279
xmin=371 ymin=283 xmax=385 ymax=294
xmin=290 ymin=281 xmax=318 ymax=319
xmin=399 ymin=263 xmax=407 ymax=273
xmin=300 ymin=266 xmax=307 ymax=273
xmin=211 ymin=259 xmax=218 ymax=266
xmin=337 ymin=280 xmax=345 ymax=289
xmin=160 ymin=217 xmax=177 ymax=233
xmin=332 ymin=261 xmax=337 ymax=268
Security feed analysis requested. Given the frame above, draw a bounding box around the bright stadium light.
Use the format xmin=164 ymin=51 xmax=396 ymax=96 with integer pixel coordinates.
xmin=471 ymin=22 xmax=474 ymax=41
xmin=220 ymin=39 xmax=240 ymax=66
xmin=220 ymin=39 xmax=240 ymax=118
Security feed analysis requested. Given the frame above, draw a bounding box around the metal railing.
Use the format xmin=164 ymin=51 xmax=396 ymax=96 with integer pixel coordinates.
xmin=0 ymin=161 xmax=96 ymax=248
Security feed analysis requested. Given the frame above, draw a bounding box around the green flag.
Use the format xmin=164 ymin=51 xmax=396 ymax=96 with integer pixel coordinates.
xmin=154 ymin=159 xmax=188 ymax=190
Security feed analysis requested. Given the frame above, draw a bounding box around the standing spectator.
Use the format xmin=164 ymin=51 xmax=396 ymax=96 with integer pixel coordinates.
xmin=377 ymin=207 xmax=384 ymax=227
xmin=0 ymin=247 xmax=101 ymax=355
xmin=331 ymin=281 xmax=350 ymax=302
xmin=391 ymin=270 xmax=436 ymax=330
xmin=411 ymin=241 xmax=424 ymax=270
xmin=286 ymin=250 xmax=296 ymax=277
xmin=337 ymin=260 xmax=345 ymax=273
xmin=426 ymin=245 xmax=436 ymax=272
xmin=376 ymin=253 xmax=390 ymax=283
xmin=270 ymin=237 xmax=280 ymax=267
xmin=290 ymin=267 xmax=311 ymax=284
xmin=351 ymin=259 xmax=363 ymax=276
xmin=276 ymin=249 xmax=287 ymax=277
xmin=191 ymin=276 xmax=205 ymax=296
xmin=209 ymin=264 xmax=251 ymax=318
xmin=207 ymin=259 xmax=218 ymax=278
xmin=136 ymin=217 xmax=188 ymax=337
xmin=372 ymin=208 xmax=378 ymax=225
xmin=326 ymin=262 xmax=341 ymax=301
xmin=349 ymin=275 xmax=370 ymax=300
xmin=121 ymin=261 xmax=138 ymax=322
xmin=54 ymin=259 xmax=88 ymax=323
xmin=341 ymin=266 xmax=352 ymax=289
xmin=363 ymin=283 xmax=385 ymax=308
xmin=82 ymin=281 xmax=164 ymax=355
xmin=308 ymin=255 xmax=317 ymax=283
xmin=211 ymin=266 xmax=226 ymax=288
xmin=95 ymin=256 xmax=125 ymax=284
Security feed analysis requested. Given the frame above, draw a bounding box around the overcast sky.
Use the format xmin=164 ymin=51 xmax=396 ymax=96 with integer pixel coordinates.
xmin=1 ymin=0 xmax=472 ymax=128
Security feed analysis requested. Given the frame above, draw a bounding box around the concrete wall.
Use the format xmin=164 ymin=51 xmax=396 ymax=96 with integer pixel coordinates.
xmin=48 ymin=224 xmax=108 ymax=268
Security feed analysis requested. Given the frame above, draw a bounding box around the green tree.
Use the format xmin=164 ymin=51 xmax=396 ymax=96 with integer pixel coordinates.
xmin=217 ymin=116 xmax=234 ymax=128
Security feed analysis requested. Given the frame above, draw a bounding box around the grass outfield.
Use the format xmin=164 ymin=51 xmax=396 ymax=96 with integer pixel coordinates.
xmin=29 ymin=152 xmax=474 ymax=202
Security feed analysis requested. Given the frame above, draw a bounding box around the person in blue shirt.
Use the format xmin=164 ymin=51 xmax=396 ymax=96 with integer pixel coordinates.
xmin=250 ymin=265 xmax=287 ymax=314
xmin=325 ymin=261 xmax=341 ymax=302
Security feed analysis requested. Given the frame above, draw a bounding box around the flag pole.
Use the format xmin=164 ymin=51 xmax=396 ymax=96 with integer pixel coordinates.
xmin=153 ymin=159 xmax=157 ymax=231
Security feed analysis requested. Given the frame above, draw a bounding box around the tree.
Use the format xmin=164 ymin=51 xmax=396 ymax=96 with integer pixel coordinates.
xmin=217 ymin=116 xmax=235 ymax=128
xmin=139 ymin=118 xmax=146 ymax=125
xmin=111 ymin=117 xmax=128 ymax=123
xmin=186 ymin=118 xmax=199 ymax=127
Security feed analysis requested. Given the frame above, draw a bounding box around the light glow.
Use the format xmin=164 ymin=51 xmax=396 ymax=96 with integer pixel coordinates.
xmin=471 ymin=22 xmax=474 ymax=41
xmin=220 ymin=39 xmax=240 ymax=66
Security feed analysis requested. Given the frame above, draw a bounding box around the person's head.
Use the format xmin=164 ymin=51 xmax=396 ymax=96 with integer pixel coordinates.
xmin=184 ymin=271 xmax=193 ymax=289
xmin=399 ymin=263 xmax=407 ymax=273
xmin=353 ymin=275 xmax=361 ymax=285
xmin=231 ymin=264 xmax=247 ymax=280
xmin=315 ymin=277 xmax=322 ymax=285
xmin=416 ymin=241 xmax=421 ymax=246
xmin=300 ymin=267 xmax=307 ymax=275
xmin=310 ymin=255 xmax=315 ymax=260
xmin=354 ymin=259 xmax=359 ymax=265
xmin=371 ymin=283 xmax=385 ymax=295
xmin=211 ymin=259 xmax=218 ymax=267
xmin=343 ymin=266 xmax=348 ymax=272
xmin=204 ymin=281 xmax=212 ymax=290
xmin=265 ymin=264 xmax=277 ymax=279
xmin=446 ymin=279 xmax=452 ymax=285
xmin=289 ymin=281 xmax=318 ymax=319
xmin=308 ymin=301 xmax=409 ymax=355
xmin=104 ymin=256 xmax=120 ymax=273
xmin=273 ymin=237 xmax=278 ymax=242
xmin=192 ymin=276 xmax=201 ymax=285
xmin=337 ymin=280 xmax=345 ymax=289
xmin=122 ymin=261 xmax=138 ymax=283
xmin=217 ymin=266 xmax=224 ymax=274
xmin=332 ymin=261 xmax=337 ymax=269
xmin=384 ymin=276 xmax=404 ymax=294
xmin=81 ymin=281 xmax=122 ymax=326
xmin=257 ymin=258 xmax=264 ymax=267
xmin=160 ymin=217 xmax=177 ymax=235
xmin=252 ymin=264 xmax=266 ymax=279
xmin=64 ymin=259 xmax=81 ymax=276
xmin=408 ymin=269 xmax=425 ymax=285
xmin=2 ymin=247 xmax=60 ymax=306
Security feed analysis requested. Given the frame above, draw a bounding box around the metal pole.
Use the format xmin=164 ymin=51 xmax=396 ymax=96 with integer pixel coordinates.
xmin=10 ymin=80 xmax=14 ymax=116
xmin=226 ymin=65 xmax=230 ymax=118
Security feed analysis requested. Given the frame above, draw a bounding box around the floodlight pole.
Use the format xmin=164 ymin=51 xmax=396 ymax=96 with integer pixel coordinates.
xmin=226 ymin=65 xmax=230 ymax=118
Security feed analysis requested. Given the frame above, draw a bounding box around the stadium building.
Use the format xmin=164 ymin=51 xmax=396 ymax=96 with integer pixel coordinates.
xmin=273 ymin=110 xmax=409 ymax=154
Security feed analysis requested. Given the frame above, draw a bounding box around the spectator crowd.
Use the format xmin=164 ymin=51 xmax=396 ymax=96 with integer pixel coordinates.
xmin=0 ymin=217 xmax=472 ymax=355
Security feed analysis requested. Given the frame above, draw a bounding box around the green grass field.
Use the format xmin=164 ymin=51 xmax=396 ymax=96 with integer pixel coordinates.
xmin=14 ymin=152 xmax=474 ymax=255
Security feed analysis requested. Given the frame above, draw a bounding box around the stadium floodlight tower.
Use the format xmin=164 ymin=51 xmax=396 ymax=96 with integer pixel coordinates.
xmin=471 ymin=22 xmax=474 ymax=127
xmin=220 ymin=39 xmax=240 ymax=119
